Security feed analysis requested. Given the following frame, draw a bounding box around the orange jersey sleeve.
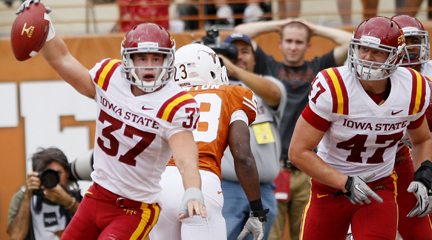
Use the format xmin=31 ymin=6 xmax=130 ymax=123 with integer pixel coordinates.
xmin=167 ymin=85 xmax=257 ymax=179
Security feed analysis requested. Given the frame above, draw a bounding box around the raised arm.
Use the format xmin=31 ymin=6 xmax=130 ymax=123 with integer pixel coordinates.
xmin=40 ymin=36 xmax=95 ymax=99
xmin=233 ymin=18 xmax=290 ymax=39
xmin=219 ymin=54 xmax=281 ymax=107
xmin=16 ymin=0 xmax=95 ymax=98
xmin=304 ymin=20 xmax=352 ymax=66
xmin=234 ymin=18 xmax=352 ymax=66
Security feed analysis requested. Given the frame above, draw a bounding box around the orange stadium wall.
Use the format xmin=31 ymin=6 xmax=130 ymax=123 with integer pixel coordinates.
xmin=0 ymin=26 xmax=357 ymax=239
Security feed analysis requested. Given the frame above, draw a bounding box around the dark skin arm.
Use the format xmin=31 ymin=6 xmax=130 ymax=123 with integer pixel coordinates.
xmin=228 ymin=120 xmax=261 ymax=201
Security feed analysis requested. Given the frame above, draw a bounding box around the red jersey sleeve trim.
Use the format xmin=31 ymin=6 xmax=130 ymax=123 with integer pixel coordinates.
xmin=94 ymin=59 xmax=121 ymax=91
xmin=408 ymin=68 xmax=427 ymax=115
xmin=321 ymin=68 xmax=349 ymax=115
xmin=302 ymin=104 xmax=331 ymax=132
xmin=408 ymin=114 xmax=425 ymax=129
xmin=156 ymin=91 xmax=197 ymax=123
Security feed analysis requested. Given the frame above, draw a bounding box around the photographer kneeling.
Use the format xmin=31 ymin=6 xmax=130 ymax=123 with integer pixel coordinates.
xmin=7 ymin=147 xmax=82 ymax=240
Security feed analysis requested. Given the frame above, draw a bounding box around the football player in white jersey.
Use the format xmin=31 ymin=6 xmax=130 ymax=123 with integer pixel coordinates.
xmin=16 ymin=1 xmax=206 ymax=239
xmin=389 ymin=14 xmax=432 ymax=240
xmin=150 ymin=44 xmax=269 ymax=240
xmin=288 ymin=16 xmax=432 ymax=240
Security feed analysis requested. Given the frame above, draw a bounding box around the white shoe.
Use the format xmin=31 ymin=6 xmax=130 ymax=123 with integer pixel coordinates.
xmin=243 ymin=3 xmax=263 ymax=23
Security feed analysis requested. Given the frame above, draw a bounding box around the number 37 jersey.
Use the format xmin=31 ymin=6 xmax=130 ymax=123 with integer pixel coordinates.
xmin=89 ymin=59 xmax=200 ymax=203
xmin=168 ymin=84 xmax=257 ymax=179
xmin=305 ymin=66 xmax=430 ymax=181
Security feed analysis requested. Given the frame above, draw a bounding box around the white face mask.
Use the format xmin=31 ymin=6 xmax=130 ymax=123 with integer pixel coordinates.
xmin=356 ymin=63 xmax=387 ymax=81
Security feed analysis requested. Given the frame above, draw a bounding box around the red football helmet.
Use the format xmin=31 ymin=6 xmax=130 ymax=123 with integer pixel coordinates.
xmin=121 ymin=23 xmax=175 ymax=92
xmin=348 ymin=16 xmax=405 ymax=81
xmin=392 ymin=15 xmax=430 ymax=68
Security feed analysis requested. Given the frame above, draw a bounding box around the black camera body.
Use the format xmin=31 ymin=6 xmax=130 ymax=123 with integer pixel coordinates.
xmin=33 ymin=169 xmax=60 ymax=196
xmin=202 ymin=27 xmax=238 ymax=60
xmin=38 ymin=168 xmax=60 ymax=189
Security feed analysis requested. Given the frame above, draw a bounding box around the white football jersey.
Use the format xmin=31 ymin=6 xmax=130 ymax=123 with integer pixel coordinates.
xmin=420 ymin=60 xmax=432 ymax=78
xmin=309 ymin=66 xmax=430 ymax=182
xmin=89 ymin=58 xmax=200 ymax=203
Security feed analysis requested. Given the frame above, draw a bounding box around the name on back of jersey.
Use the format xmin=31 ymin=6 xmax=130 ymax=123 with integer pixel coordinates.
xmin=182 ymin=84 xmax=222 ymax=92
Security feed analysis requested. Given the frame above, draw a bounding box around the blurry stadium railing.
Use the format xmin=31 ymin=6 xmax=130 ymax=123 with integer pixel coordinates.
xmin=0 ymin=0 xmax=431 ymax=33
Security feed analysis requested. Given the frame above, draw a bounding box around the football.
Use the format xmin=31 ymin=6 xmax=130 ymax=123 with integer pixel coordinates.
xmin=10 ymin=2 xmax=50 ymax=61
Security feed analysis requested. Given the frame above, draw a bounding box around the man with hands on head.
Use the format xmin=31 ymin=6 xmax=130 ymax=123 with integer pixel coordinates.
xmin=15 ymin=1 xmax=206 ymax=239
xmin=288 ymin=16 xmax=432 ymax=240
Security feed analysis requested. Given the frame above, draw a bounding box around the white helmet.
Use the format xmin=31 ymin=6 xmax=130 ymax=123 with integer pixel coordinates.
xmin=174 ymin=43 xmax=228 ymax=88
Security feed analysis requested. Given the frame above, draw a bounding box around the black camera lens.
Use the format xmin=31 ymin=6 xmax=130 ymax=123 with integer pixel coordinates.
xmin=38 ymin=169 xmax=60 ymax=189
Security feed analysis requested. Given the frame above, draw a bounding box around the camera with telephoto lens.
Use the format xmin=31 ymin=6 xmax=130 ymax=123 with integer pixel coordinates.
xmin=33 ymin=169 xmax=60 ymax=196
xmin=202 ymin=26 xmax=238 ymax=60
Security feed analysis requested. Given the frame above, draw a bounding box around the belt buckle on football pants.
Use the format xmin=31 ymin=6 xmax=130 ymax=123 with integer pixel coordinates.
xmin=116 ymin=197 xmax=126 ymax=207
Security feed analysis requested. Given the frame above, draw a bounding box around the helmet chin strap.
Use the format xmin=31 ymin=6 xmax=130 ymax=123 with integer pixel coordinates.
xmin=356 ymin=65 xmax=387 ymax=81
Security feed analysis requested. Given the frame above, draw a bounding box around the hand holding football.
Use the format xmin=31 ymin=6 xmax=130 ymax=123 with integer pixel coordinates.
xmin=11 ymin=2 xmax=50 ymax=61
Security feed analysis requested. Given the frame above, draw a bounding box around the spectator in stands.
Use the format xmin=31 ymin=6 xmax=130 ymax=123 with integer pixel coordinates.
xmin=218 ymin=33 xmax=287 ymax=240
xmin=337 ymin=0 xmax=351 ymax=25
xmin=362 ymin=0 xmax=423 ymax=19
xmin=203 ymin=0 xmax=272 ymax=28
xmin=118 ymin=0 xmax=170 ymax=32
xmin=4 ymin=0 xmax=24 ymax=7
xmin=233 ymin=18 xmax=351 ymax=240
xmin=7 ymin=147 xmax=82 ymax=240
xmin=282 ymin=0 xmax=352 ymax=26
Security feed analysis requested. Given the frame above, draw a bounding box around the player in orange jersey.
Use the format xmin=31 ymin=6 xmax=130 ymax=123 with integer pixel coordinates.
xmin=150 ymin=43 xmax=269 ymax=240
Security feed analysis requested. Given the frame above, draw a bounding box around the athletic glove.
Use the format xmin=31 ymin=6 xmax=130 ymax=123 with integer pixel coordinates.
xmin=407 ymin=181 xmax=432 ymax=218
xmin=16 ymin=0 xmax=55 ymax=42
xmin=334 ymin=172 xmax=383 ymax=204
xmin=178 ymin=187 xmax=204 ymax=218
xmin=407 ymin=160 xmax=432 ymax=218
xmin=237 ymin=209 xmax=269 ymax=240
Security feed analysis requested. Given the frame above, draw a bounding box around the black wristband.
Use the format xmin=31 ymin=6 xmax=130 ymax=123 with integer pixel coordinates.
xmin=249 ymin=209 xmax=270 ymax=223
xmin=344 ymin=176 xmax=353 ymax=192
xmin=414 ymin=160 xmax=432 ymax=189
xmin=249 ymin=199 xmax=263 ymax=212
xmin=333 ymin=176 xmax=353 ymax=198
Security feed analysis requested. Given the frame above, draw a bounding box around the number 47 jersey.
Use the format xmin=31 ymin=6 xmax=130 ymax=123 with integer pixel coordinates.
xmin=167 ymin=84 xmax=257 ymax=179
xmin=305 ymin=66 xmax=430 ymax=182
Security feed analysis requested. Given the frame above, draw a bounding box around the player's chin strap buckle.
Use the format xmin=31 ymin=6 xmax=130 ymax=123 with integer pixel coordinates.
xmin=116 ymin=197 xmax=126 ymax=207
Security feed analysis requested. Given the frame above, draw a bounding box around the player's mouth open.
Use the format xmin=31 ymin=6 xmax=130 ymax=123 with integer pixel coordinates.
xmin=142 ymin=74 xmax=155 ymax=82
